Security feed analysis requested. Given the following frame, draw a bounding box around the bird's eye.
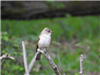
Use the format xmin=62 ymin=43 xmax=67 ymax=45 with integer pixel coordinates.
xmin=48 ymin=31 xmax=50 ymax=32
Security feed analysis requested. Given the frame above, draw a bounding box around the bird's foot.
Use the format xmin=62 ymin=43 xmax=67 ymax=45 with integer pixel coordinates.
xmin=37 ymin=49 xmax=44 ymax=54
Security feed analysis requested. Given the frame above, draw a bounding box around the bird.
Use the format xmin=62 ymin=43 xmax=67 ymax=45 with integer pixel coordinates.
xmin=36 ymin=27 xmax=54 ymax=60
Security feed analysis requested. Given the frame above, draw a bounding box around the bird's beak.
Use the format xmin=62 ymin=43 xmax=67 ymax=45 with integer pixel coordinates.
xmin=51 ymin=31 xmax=54 ymax=33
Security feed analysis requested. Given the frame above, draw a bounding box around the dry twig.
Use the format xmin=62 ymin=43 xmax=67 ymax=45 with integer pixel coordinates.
xmin=22 ymin=41 xmax=29 ymax=75
xmin=28 ymin=51 xmax=40 ymax=73
xmin=79 ymin=54 xmax=84 ymax=75
xmin=0 ymin=53 xmax=15 ymax=60
xmin=37 ymin=48 xmax=61 ymax=75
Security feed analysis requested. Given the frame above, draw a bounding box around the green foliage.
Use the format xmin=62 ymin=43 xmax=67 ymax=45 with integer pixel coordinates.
xmin=1 ymin=15 xmax=99 ymax=40
xmin=45 ymin=0 xmax=55 ymax=3
xmin=57 ymin=3 xmax=65 ymax=9
xmin=1 ymin=15 xmax=100 ymax=75
xmin=45 ymin=1 xmax=65 ymax=10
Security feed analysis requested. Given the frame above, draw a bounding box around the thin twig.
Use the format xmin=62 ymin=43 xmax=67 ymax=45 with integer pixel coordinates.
xmin=28 ymin=51 xmax=40 ymax=73
xmin=0 ymin=53 xmax=15 ymax=60
xmin=79 ymin=54 xmax=84 ymax=75
xmin=37 ymin=48 xmax=61 ymax=75
xmin=22 ymin=41 xmax=29 ymax=75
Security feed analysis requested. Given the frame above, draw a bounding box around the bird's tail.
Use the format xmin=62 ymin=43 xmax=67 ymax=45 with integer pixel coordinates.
xmin=36 ymin=53 xmax=41 ymax=60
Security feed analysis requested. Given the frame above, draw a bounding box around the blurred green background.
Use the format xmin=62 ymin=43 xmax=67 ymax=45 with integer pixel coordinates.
xmin=1 ymin=1 xmax=100 ymax=75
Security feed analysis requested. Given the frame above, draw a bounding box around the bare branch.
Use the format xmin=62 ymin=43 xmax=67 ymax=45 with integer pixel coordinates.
xmin=38 ymin=48 xmax=61 ymax=75
xmin=0 ymin=53 xmax=15 ymax=60
xmin=22 ymin=41 xmax=61 ymax=75
xmin=28 ymin=51 xmax=40 ymax=73
xmin=22 ymin=41 xmax=29 ymax=75
xmin=79 ymin=54 xmax=84 ymax=75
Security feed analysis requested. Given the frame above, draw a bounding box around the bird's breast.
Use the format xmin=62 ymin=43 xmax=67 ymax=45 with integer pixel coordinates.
xmin=38 ymin=34 xmax=51 ymax=48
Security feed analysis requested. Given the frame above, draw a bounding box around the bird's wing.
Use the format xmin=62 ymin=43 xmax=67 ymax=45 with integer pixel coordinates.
xmin=36 ymin=37 xmax=40 ymax=52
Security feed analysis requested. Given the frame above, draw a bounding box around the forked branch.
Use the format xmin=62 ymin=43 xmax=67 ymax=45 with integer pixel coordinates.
xmin=22 ymin=41 xmax=61 ymax=75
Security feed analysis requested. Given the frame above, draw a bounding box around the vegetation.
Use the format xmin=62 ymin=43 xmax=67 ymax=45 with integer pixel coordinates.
xmin=1 ymin=14 xmax=100 ymax=75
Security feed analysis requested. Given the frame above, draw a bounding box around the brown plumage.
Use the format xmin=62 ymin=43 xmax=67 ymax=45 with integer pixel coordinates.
xmin=36 ymin=38 xmax=41 ymax=60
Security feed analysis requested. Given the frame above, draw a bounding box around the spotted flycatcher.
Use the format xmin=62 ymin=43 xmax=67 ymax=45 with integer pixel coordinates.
xmin=36 ymin=27 xmax=54 ymax=60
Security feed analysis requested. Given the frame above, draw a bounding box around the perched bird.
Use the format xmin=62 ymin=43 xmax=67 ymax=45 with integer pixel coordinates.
xmin=36 ymin=27 xmax=54 ymax=60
